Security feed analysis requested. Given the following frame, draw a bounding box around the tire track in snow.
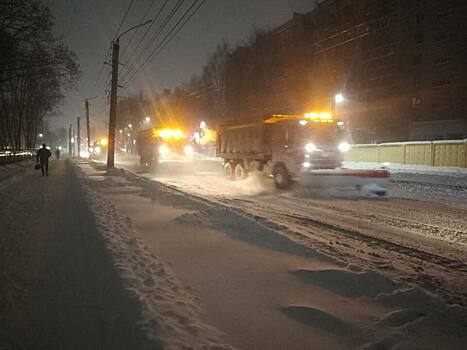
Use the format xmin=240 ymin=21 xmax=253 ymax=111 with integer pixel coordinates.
xmin=111 ymin=167 xmax=467 ymax=305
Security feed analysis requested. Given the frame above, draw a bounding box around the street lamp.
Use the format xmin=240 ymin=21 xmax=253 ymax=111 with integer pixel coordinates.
xmin=107 ymin=19 xmax=152 ymax=169
xmin=38 ymin=133 xmax=43 ymax=138
xmin=335 ymin=93 xmax=345 ymax=104
xmin=128 ymin=123 xmax=133 ymax=128
xmin=145 ymin=116 xmax=151 ymax=123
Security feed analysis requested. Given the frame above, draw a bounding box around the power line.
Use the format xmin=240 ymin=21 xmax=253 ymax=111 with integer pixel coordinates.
xmin=93 ymin=0 xmax=135 ymax=91
xmin=119 ymin=0 xmax=172 ymax=80
xmin=92 ymin=42 xmax=112 ymax=89
xmin=120 ymin=0 xmax=159 ymax=59
xmin=120 ymin=0 xmax=185 ymax=81
xmin=123 ymin=0 xmax=206 ymax=87
xmin=126 ymin=0 xmax=206 ymax=86
xmin=112 ymin=0 xmax=135 ymax=41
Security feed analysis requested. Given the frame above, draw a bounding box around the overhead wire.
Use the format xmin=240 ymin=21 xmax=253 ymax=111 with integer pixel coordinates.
xmin=112 ymin=0 xmax=136 ymax=41
xmin=122 ymin=0 xmax=206 ymax=88
xmin=120 ymin=0 xmax=159 ymax=59
xmin=118 ymin=0 xmax=172 ymax=80
xmin=93 ymin=0 xmax=135 ymax=110
xmin=119 ymin=0 xmax=185 ymax=81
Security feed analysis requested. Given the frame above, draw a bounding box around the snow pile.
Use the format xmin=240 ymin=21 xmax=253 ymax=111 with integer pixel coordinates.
xmin=363 ymin=287 xmax=467 ymax=349
xmin=77 ymin=168 xmax=236 ymax=349
xmin=0 ymin=159 xmax=34 ymax=183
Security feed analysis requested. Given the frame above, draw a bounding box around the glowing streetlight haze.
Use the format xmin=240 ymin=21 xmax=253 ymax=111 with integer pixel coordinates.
xmin=335 ymin=93 xmax=345 ymax=104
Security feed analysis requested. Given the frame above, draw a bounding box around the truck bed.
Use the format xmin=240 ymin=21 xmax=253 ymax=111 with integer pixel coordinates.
xmin=217 ymin=117 xmax=270 ymax=160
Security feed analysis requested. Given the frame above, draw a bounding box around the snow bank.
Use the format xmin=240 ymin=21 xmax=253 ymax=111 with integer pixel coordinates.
xmin=0 ymin=159 xmax=34 ymax=182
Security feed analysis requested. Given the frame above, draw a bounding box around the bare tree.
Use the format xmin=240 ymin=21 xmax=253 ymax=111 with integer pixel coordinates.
xmin=0 ymin=0 xmax=80 ymax=150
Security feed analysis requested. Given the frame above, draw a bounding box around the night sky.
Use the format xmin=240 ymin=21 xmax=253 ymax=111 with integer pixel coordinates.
xmin=47 ymin=0 xmax=315 ymax=131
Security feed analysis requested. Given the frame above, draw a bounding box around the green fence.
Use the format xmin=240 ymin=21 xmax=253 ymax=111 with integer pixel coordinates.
xmin=345 ymin=140 xmax=467 ymax=168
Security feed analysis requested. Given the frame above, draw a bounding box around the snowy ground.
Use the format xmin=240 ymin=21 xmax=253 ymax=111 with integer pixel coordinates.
xmin=83 ymin=156 xmax=466 ymax=349
xmin=0 ymin=159 xmax=157 ymax=349
xmin=2 ymin=157 xmax=466 ymax=349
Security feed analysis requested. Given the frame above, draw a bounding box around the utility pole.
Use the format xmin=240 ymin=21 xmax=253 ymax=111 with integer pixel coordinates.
xmin=107 ymin=39 xmax=119 ymax=168
xmin=85 ymin=95 xmax=98 ymax=157
xmin=77 ymin=116 xmax=81 ymax=158
xmin=106 ymin=20 xmax=152 ymax=169
xmin=68 ymin=124 xmax=72 ymax=156
xmin=85 ymin=100 xmax=91 ymax=154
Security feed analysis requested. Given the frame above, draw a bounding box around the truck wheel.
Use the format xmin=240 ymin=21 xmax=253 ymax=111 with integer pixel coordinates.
xmin=224 ymin=162 xmax=234 ymax=179
xmin=273 ymin=166 xmax=291 ymax=189
xmin=234 ymin=163 xmax=247 ymax=180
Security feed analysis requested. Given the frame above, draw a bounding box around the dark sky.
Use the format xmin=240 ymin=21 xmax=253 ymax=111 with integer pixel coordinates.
xmin=48 ymin=0 xmax=315 ymax=130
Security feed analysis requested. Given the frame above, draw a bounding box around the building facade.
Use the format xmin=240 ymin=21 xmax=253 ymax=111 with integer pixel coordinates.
xmin=224 ymin=0 xmax=467 ymax=142
xmin=306 ymin=0 xmax=467 ymax=142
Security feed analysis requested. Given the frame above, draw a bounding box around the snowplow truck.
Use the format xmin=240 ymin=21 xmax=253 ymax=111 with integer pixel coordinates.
xmin=217 ymin=113 xmax=388 ymax=195
xmin=137 ymin=127 xmax=194 ymax=169
xmin=217 ymin=113 xmax=348 ymax=188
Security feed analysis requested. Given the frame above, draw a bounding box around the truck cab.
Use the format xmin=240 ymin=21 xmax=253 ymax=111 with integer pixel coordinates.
xmin=137 ymin=127 xmax=194 ymax=170
xmin=263 ymin=114 xmax=349 ymax=188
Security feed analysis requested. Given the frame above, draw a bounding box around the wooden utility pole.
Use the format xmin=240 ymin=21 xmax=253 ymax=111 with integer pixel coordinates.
xmin=77 ymin=116 xmax=81 ymax=158
xmin=85 ymin=99 xmax=91 ymax=154
xmin=68 ymin=124 xmax=72 ymax=156
xmin=107 ymin=39 xmax=120 ymax=168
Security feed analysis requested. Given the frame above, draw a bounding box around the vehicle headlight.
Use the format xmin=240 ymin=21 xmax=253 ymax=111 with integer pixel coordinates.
xmin=159 ymin=144 xmax=169 ymax=156
xmin=338 ymin=142 xmax=350 ymax=153
xmin=305 ymin=143 xmax=317 ymax=152
xmin=95 ymin=146 xmax=101 ymax=154
xmin=184 ymin=145 xmax=194 ymax=156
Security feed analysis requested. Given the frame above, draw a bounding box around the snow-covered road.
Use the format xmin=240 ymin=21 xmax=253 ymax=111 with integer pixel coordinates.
xmin=111 ymin=156 xmax=467 ymax=306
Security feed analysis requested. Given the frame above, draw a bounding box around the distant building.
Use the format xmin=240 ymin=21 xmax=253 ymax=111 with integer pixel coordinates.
xmin=225 ymin=0 xmax=467 ymax=142
xmin=304 ymin=0 xmax=467 ymax=142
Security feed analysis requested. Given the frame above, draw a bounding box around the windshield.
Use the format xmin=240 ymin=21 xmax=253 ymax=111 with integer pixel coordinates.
xmin=295 ymin=123 xmax=340 ymax=145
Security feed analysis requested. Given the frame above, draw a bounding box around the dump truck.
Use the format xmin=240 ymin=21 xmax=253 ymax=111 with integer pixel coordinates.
xmin=217 ymin=113 xmax=388 ymax=195
xmin=137 ymin=127 xmax=194 ymax=169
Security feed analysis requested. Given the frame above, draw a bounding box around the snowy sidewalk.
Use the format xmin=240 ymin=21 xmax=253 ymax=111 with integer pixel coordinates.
xmin=0 ymin=159 xmax=156 ymax=350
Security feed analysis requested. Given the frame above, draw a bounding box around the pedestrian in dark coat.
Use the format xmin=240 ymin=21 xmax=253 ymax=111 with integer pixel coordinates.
xmin=37 ymin=144 xmax=52 ymax=176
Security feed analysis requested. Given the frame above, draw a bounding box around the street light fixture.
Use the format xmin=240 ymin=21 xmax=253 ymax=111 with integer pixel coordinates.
xmin=107 ymin=19 xmax=152 ymax=169
xmin=128 ymin=123 xmax=133 ymax=128
xmin=38 ymin=133 xmax=43 ymax=138
xmin=145 ymin=116 xmax=151 ymax=123
xmin=335 ymin=93 xmax=345 ymax=104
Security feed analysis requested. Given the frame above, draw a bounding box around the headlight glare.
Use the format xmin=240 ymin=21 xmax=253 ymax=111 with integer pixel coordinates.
xmin=338 ymin=142 xmax=350 ymax=152
xmin=184 ymin=145 xmax=194 ymax=156
xmin=305 ymin=143 xmax=317 ymax=153
xmin=159 ymin=145 xmax=169 ymax=156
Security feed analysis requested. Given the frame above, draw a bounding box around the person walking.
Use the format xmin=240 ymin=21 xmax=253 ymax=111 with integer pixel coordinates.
xmin=37 ymin=144 xmax=52 ymax=176
xmin=55 ymin=148 xmax=61 ymax=159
